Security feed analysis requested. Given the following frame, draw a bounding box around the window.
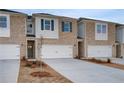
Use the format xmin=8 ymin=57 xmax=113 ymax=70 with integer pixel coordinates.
xmin=102 ymin=25 xmax=107 ymax=33
xmin=62 ymin=21 xmax=72 ymax=32
xmin=27 ymin=24 xmax=32 ymax=33
xmin=41 ymin=19 xmax=54 ymax=31
xmin=96 ymin=23 xmax=107 ymax=34
xmin=95 ymin=23 xmax=108 ymax=40
xmin=97 ymin=24 xmax=101 ymax=33
xmin=45 ymin=20 xmax=50 ymax=30
xmin=0 ymin=16 xmax=7 ymax=28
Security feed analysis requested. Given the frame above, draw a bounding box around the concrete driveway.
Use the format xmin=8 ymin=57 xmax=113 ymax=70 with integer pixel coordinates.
xmin=43 ymin=58 xmax=124 ymax=83
xmin=111 ymin=58 xmax=124 ymax=65
xmin=94 ymin=58 xmax=124 ymax=65
xmin=0 ymin=60 xmax=20 ymax=83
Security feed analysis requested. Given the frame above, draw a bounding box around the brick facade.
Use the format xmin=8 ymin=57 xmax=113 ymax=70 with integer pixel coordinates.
xmin=0 ymin=14 xmax=26 ymax=59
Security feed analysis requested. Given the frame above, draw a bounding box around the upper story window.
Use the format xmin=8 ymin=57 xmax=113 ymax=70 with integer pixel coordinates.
xmin=0 ymin=16 xmax=7 ymax=28
xmin=41 ymin=19 xmax=54 ymax=31
xmin=95 ymin=23 xmax=108 ymax=40
xmin=45 ymin=20 xmax=50 ymax=30
xmin=96 ymin=23 xmax=107 ymax=34
xmin=102 ymin=24 xmax=107 ymax=33
xmin=62 ymin=21 xmax=72 ymax=32
xmin=27 ymin=24 xmax=32 ymax=33
xmin=97 ymin=24 xmax=101 ymax=33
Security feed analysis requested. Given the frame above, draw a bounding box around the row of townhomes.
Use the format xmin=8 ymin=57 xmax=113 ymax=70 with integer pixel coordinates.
xmin=0 ymin=9 xmax=124 ymax=61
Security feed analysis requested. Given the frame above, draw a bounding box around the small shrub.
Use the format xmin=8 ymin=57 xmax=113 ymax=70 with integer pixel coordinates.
xmin=32 ymin=61 xmax=36 ymax=64
xmin=21 ymin=56 xmax=27 ymax=61
xmin=25 ymin=63 xmax=32 ymax=67
xmin=74 ymin=56 xmax=80 ymax=59
xmin=107 ymin=58 xmax=111 ymax=63
xmin=100 ymin=60 xmax=107 ymax=63
xmin=120 ymin=56 xmax=123 ymax=59
xmin=97 ymin=59 xmax=102 ymax=63
xmin=24 ymin=61 xmax=42 ymax=68
xmin=36 ymin=61 xmax=42 ymax=66
xmin=91 ymin=57 xmax=96 ymax=62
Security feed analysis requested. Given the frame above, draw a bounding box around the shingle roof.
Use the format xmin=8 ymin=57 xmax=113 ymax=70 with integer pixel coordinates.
xmin=79 ymin=17 xmax=124 ymax=25
xmin=33 ymin=13 xmax=77 ymax=20
xmin=33 ymin=13 xmax=56 ymax=16
xmin=0 ymin=9 xmax=27 ymax=15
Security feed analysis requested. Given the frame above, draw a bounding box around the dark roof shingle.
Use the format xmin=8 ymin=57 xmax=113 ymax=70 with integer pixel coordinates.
xmin=0 ymin=9 xmax=27 ymax=15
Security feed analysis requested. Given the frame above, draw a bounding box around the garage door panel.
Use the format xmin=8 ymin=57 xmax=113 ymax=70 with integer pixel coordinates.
xmin=88 ymin=45 xmax=112 ymax=57
xmin=41 ymin=45 xmax=73 ymax=58
xmin=0 ymin=44 xmax=20 ymax=60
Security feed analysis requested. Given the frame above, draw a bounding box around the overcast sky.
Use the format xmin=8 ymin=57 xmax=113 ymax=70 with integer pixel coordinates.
xmin=12 ymin=9 xmax=124 ymax=24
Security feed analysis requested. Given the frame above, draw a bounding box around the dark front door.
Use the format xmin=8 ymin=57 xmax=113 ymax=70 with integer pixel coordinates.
xmin=78 ymin=42 xmax=84 ymax=58
xmin=116 ymin=44 xmax=121 ymax=58
xmin=27 ymin=40 xmax=35 ymax=59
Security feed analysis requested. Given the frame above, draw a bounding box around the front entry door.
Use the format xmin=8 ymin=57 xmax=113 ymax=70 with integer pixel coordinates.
xmin=78 ymin=42 xmax=84 ymax=58
xmin=27 ymin=40 xmax=35 ymax=59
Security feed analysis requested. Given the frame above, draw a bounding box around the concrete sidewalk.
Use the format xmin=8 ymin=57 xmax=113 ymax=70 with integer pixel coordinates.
xmin=43 ymin=58 xmax=124 ymax=83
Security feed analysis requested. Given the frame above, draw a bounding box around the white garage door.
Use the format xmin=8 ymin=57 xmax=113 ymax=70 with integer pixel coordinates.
xmin=0 ymin=44 xmax=20 ymax=60
xmin=88 ymin=45 xmax=112 ymax=57
xmin=41 ymin=45 xmax=73 ymax=58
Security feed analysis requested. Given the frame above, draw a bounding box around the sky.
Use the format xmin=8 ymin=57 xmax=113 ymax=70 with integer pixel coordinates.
xmin=12 ymin=9 xmax=124 ymax=24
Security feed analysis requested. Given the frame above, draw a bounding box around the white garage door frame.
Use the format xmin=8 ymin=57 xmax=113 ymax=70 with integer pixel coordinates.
xmin=0 ymin=44 xmax=20 ymax=60
xmin=88 ymin=45 xmax=112 ymax=57
xmin=41 ymin=44 xmax=73 ymax=58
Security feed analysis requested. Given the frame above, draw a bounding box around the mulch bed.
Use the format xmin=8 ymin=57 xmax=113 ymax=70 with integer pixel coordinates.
xmin=30 ymin=71 xmax=53 ymax=78
xmin=18 ymin=60 xmax=72 ymax=83
xmin=24 ymin=61 xmax=42 ymax=68
xmin=82 ymin=58 xmax=124 ymax=70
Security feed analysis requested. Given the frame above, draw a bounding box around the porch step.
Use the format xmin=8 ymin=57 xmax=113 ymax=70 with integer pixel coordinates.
xmin=27 ymin=59 xmax=36 ymax=61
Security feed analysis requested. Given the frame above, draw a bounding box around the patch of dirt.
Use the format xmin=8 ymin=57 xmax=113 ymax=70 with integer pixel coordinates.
xmin=18 ymin=60 xmax=72 ymax=83
xmin=30 ymin=71 xmax=53 ymax=78
xmin=82 ymin=59 xmax=124 ymax=70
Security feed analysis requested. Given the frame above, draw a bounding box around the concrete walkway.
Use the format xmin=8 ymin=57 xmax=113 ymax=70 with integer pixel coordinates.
xmin=0 ymin=60 xmax=20 ymax=83
xmin=43 ymin=58 xmax=124 ymax=83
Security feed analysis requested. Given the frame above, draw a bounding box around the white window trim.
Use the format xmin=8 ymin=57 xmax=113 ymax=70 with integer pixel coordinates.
xmin=41 ymin=18 xmax=54 ymax=31
xmin=36 ymin=17 xmax=59 ymax=39
xmin=0 ymin=14 xmax=10 ymax=37
xmin=95 ymin=23 xmax=108 ymax=40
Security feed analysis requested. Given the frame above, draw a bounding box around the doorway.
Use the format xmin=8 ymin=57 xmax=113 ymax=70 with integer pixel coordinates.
xmin=27 ymin=40 xmax=35 ymax=59
xmin=116 ymin=44 xmax=121 ymax=58
xmin=78 ymin=42 xmax=84 ymax=58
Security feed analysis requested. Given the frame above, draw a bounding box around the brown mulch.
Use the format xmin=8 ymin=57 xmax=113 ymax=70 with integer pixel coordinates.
xmin=23 ymin=60 xmax=43 ymax=68
xmin=18 ymin=60 xmax=72 ymax=83
xmin=30 ymin=71 xmax=53 ymax=78
xmin=82 ymin=59 xmax=124 ymax=70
